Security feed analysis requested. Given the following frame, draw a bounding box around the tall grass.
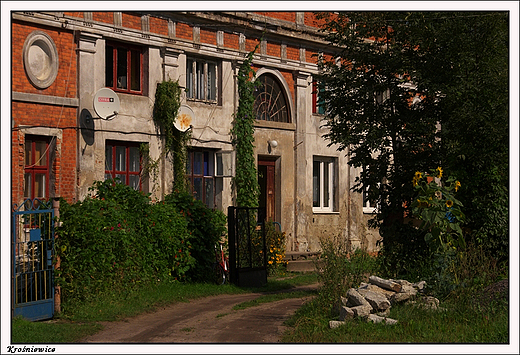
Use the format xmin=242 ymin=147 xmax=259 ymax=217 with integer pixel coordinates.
xmin=316 ymin=235 xmax=378 ymax=314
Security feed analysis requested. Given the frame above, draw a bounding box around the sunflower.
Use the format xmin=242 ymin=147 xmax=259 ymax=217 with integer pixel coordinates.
xmin=436 ymin=166 xmax=443 ymax=178
xmin=455 ymin=181 xmax=461 ymax=192
xmin=446 ymin=200 xmax=454 ymax=208
xmin=414 ymin=171 xmax=423 ymax=179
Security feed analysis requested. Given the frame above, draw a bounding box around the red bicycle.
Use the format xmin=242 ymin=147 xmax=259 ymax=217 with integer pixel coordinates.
xmin=214 ymin=242 xmax=229 ymax=285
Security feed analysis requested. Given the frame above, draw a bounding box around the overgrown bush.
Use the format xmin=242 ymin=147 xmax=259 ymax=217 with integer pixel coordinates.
xmin=164 ymin=191 xmax=227 ymax=282
xmin=55 ymin=180 xmax=225 ymax=306
xmin=316 ymin=235 xmax=378 ymax=314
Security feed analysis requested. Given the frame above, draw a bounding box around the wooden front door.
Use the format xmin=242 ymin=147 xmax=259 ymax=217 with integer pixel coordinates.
xmin=258 ymin=159 xmax=276 ymax=222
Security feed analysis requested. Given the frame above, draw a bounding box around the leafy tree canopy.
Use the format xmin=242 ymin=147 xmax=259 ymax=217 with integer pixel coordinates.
xmin=316 ymin=11 xmax=509 ymax=269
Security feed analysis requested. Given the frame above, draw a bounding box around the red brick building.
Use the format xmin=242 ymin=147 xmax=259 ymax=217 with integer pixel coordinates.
xmin=11 ymin=11 xmax=380 ymax=254
xmin=11 ymin=14 xmax=78 ymax=205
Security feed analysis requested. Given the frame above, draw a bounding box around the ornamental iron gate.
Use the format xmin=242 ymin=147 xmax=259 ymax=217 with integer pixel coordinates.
xmin=12 ymin=199 xmax=55 ymax=321
xmin=228 ymin=206 xmax=267 ymax=287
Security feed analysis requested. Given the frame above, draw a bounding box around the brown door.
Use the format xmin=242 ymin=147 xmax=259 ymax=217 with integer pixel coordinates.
xmin=258 ymin=159 xmax=276 ymax=222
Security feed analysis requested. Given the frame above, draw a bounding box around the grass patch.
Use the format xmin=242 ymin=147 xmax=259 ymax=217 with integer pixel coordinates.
xmin=12 ymin=317 xmax=102 ymax=344
xmin=281 ymin=292 xmax=508 ymax=343
xmin=233 ymin=289 xmax=318 ymax=311
xmin=59 ymin=281 xmax=245 ymax=323
xmin=12 ymin=271 xmax=318 ymax=343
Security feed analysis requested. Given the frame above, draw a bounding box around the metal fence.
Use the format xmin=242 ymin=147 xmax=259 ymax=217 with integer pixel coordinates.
xmin=12 ymin=199 xmax=55 ymax=321
xmin=228 ymin=206 xmax=267 ymax=287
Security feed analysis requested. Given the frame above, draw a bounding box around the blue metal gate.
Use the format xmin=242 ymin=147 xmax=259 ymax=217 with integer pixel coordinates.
xmin=12 ymin=199 xmax=55 ymax=321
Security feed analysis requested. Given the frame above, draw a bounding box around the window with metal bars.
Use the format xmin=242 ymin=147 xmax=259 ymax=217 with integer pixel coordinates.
xmin=186 ymin=58 xmax=218 ymax=103
xmin=253 ymin=74 xmax=291 ymax=123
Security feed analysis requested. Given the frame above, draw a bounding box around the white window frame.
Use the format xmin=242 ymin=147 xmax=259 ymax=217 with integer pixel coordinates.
xmin=363 ymin=185 xmax=378 ymax=214
xmin=186 ymin=58 xmax=218 ymax=103
xmin=313 ymin=156 xmax=336 ymax=213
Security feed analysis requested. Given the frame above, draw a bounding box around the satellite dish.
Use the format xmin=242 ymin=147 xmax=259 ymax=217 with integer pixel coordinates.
xmin=175 ymin=105 xmax=194 ymax=132
xmin=93 ymin=88 xmax=120 ymax=120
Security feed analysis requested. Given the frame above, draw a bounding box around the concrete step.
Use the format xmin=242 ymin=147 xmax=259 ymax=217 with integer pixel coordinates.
xmin=286 ymin=259 xmax=317 ymax=272
xmin=284 ymin=251 xmax=321 ymax=261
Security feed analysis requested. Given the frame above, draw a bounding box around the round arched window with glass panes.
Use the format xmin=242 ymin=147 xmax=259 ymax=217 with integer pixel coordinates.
xmin=253 ymin=74 xmax=291 ymax=123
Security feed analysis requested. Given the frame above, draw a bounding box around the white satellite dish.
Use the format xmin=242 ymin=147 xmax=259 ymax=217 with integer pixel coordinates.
xmin=175 ymin=105 xmax=194 ymax=132
xmin=93 ymin=88 xmax=120 ymax=120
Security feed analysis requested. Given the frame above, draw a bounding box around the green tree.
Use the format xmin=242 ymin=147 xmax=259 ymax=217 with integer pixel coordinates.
xmin=316 ymin=12 xmax=441 ymax=276
xmin=316 ymin=12 xmax=509 ymax=274
xmin=405 ymin=12 xmax=509 ymax=261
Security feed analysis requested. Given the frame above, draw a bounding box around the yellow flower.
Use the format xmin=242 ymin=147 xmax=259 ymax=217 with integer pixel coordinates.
xmin=436 ymin=167 xmax=443 ymax=178
xmin=446 ymin=200 xmax=453 ymax=208
xmin=455 ymin=181 xmax=461 ymax=192
xmin=414 ymin=171 xmax=423 ymax=179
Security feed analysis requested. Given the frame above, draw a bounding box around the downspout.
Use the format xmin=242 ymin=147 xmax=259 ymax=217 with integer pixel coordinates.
xmin=232 ymin=60 xmax=238 ymax=206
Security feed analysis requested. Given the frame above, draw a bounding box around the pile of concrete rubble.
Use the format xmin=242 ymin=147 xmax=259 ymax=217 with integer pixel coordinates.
xmin=329 ymin=275 xmax=440 ymax=328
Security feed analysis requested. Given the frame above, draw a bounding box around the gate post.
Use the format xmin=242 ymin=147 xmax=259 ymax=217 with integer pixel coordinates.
xmin=52 ymin=198 xmax=60 ymax=314
xmin=227 ymin=206 xmax=237 ymax=285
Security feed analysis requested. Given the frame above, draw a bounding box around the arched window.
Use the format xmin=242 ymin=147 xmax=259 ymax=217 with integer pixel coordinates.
xmin=253 ymin=74 xmax=290 ymax=123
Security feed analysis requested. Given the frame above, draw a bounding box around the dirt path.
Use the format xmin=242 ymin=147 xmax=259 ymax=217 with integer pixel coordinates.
xmin=81 ymin=284 xmax=318 ymax=343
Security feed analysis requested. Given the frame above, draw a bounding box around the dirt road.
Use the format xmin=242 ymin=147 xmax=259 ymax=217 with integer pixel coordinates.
xmin=81 ymin=284 xmax=318 ymax=343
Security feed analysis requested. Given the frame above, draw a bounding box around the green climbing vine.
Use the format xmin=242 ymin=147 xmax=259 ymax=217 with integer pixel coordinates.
xmin=152 ymin=79 xmax=190 ymax=193
xmin=230 ymin=48 xmax=260 ymax=207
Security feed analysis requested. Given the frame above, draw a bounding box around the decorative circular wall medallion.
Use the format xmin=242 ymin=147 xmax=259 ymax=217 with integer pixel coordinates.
xmin=23 ymin=31 xmax=59 ymax=89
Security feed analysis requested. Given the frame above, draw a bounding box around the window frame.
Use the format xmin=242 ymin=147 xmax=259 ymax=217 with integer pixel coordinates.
xmin=362 ymin=166 xmax=380 ymax=214
xmin=312 ymin=156 xmax=337 ymax=213
xmin=312 ymin=81 xmax=325 ymax=115
xmin=104 ymin=141 xmax=143 ymax=191
xmin=24 ymin=135 xmax=51 ymax=200
xmin=105 ymin=42 xmax=143 ymax=95
xmin=186 ymin=57 xmax=219 ymax=103
xmin=186 ymin=149 xmax=216 ymax=209
xmin=363 ymin=185 xmax=378 ymax=214
xmin=253 ymin=74 xmax=291 ymax=123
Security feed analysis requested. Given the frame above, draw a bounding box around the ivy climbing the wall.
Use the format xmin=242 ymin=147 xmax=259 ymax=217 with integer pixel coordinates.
xmin=231 ymin=48 xmax=260 ymax=207
xmin=152 ymin=79 xmax=190 ymax=193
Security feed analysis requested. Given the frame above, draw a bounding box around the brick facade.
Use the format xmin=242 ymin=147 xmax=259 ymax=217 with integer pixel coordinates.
xmin=176 ymin=22 xmax=193 ymax=40
xmin=11 ymin=19 xmax=77 ymax=206
xmin=122 ymin=12 xmax=142 ymax=30
xmin=149 ymin=16 xmax=169 ymax=37
xmin=255 ymin=12 xmax=296 ymax=23
xmin=11 ymin=21 xmax=77 ymax=98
